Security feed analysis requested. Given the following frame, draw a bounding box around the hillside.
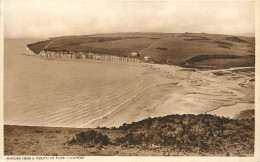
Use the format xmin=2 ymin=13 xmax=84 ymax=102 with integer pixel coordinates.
xmin=27 ymin=32 xmax=255 ymax=69
xmin=4 ymin=113 xmax=254 ymax=156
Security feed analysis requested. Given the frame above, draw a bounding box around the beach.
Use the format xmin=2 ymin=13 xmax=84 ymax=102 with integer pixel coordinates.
xmin=4 ymin=38 xmax=254 ymax=128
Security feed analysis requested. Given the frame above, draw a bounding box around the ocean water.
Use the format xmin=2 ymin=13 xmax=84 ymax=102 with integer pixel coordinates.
xmin=4 ymin=38 xmax=167 ymax=127
xmin=4 ymin=39 xmax=254 ymax=128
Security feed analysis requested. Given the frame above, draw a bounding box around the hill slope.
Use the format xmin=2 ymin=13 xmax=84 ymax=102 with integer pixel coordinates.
xmin=4 ymin=113 xmax=254 ymax=156
xmin=27 ymin=33 xmax=255 ymax=69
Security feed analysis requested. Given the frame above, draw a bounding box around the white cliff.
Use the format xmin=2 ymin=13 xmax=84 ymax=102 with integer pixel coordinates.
xmin=26 ymin=48 xmax=142 ymax=63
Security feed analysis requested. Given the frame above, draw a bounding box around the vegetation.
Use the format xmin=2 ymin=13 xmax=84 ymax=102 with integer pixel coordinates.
xmin=66 ymin=113 xmax=255 ymax=156
xmin=27 ymin=33 xmax=255 ymax=69
xmin=184 ymin=37 xmax=210 ymax=41
xmin=225 ymin=37 xmax=246 ymax=43
xmin=27 ymin=40 xmax=53 ymax=53
xmin=5 ymin=113 xmax=255 ymax=156
xmin=183 ymin=54 xmax=241 ymax=64
xmin=234 ymin=109 xmax=255 ymax=120
xmin=157 ymin=47 xmax=168 ymax=50
xmin=46 ymin=36 xmax=125 ymax=49
xmin=112 ymin=114 xmax=254 ymax=156
xmin=218 ymin=45 xmax=230 ymax=49
xmin=181 ymin=54 xmax=254 ymax=69
xmin=214 ymin=41 xmax=233 ymax=46
xmin=68 ymin=130 xmax=110 ymax=147
xmin=47 ymin=37 xmax=157 ymax=57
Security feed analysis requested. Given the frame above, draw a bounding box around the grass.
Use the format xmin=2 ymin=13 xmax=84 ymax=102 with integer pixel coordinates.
xmin=27 ymin=40 xmax=53 ymax=53
xmin=180 ymin=54 xmax=255 ymax=69
xmin=214 ymin=41 xmax=233 ymax=46
xmin=46 ymin=36 xmax=125 ymax=49
xmin=27 ymin=32 xmax=255 ymax=69
xmin=234 ymin=109 xmax=254 ymax=119
xmin=47 ymin=37 xmax=157 ymax=57
xmin=225 ymin=37 xmax=246 ymax=43
xmin=5 ymin=113 xmax=254 ymax=156
xmin=182 ymin=55 xmax=254 ymax=69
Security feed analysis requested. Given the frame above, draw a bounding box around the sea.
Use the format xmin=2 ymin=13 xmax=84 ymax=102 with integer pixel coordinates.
xmin=4 ymin=38 xmax=165 ymax=127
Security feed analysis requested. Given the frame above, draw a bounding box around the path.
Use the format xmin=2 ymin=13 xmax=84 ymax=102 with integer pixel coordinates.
xmin=138 ymin=39 xmax=161 ymax=53
xmin=44 ymin=39 xmax=55 ymax=49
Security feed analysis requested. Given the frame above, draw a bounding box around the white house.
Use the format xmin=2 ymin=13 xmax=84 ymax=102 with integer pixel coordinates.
xmin=130 ymin=52 xmax=140 ymax=57
xmin=143 ymin=56 xmax=150 ymax=61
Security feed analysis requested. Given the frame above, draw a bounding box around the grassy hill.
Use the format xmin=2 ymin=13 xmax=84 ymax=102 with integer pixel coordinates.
xmin=27 ymin=32 xmax=255 ymax=69
xmin=5 ymin=113 xmax=254 ymax=156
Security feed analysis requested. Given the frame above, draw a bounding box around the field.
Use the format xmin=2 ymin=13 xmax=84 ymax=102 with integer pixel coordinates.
xmin=27 ymin=32 xmax=255 ymax=69
xmin=4 ymin=113 xmax=254 ymax=156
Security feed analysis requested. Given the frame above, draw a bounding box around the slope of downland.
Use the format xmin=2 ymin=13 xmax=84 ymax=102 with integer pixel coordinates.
xmin=4 ymin=113 xmax=254 ymax=156
xmin=27 ymin=33 xmax=255 ymax=69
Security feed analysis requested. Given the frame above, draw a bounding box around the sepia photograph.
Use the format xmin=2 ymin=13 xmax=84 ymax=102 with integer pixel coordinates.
xmin=0 ymin=0 xmax=259 ymax=161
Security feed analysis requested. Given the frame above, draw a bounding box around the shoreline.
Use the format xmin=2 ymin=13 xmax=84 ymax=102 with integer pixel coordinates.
xmin=23 ymin=51 xmax=255 ymax=72
xmin=4 ymin=49 xmax=255 ymax=128
xmin=4 ymin=107 xmax=255 ymax=128
xmin=4 ymin=56 xmax=255 ymax=128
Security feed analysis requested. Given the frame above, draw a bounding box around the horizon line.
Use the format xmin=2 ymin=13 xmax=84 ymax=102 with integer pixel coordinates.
xmin=4 ymin=32 xmax=256 ymax=39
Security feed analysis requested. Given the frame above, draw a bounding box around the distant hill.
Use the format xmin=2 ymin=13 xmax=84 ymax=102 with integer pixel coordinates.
xmin=27 ymin=32 xmax=255 ymax=69
xmin=235 ymin=33 xmax=255 ymax=37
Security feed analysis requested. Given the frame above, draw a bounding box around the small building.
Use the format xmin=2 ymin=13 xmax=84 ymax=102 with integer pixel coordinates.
xmin=130 ymin=52 xmax=140 ymax=57
xmin=143 ymin=56 xmax=150 ymax=61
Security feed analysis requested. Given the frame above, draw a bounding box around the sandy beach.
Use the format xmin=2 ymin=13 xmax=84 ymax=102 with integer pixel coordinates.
xmin=88 ymin=64 xmax=254 ymax=127
xmin=4 ymin=39 xmax=255 ymax=128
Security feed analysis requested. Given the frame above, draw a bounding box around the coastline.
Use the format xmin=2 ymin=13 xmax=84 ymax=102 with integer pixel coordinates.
xmin=4 ymin=37 xmax=255 ymax=157
xmin=4 ymin=38 xmax=255 ymax=128
xmin=6 ymin=50 xmax=254 ymax=128
xmin=6 ymin=52 xmax=255 ymax=127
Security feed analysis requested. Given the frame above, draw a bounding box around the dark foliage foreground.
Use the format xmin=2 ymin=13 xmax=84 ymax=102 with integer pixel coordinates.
xmin=69 ymin=114 xmax=254 ymax=156
xmin=69 ymin=130 xmax=110 ymax=147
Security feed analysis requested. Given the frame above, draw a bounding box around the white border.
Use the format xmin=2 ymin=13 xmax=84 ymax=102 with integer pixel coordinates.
xmin=0 ymin=0 xmax=259 ymax=162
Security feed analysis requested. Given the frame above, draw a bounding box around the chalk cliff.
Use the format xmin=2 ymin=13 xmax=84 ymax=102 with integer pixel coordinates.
xmin=26 ymin=47 xmax=142 ymax=63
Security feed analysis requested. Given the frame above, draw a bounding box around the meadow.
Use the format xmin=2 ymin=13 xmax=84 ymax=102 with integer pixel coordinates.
xmin=28 ymin=32 xmax=255 ymax=69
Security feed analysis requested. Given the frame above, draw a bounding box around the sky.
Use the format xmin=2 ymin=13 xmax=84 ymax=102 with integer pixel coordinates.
xmin=3 ymin=0 xmax=255 ymax=38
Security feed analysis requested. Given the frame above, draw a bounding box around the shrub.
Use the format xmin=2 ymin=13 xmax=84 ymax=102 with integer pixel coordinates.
xmin=69 ymin=130 xmax=110 ymax=146
xmin=114 ymin=114 xmax=254 ymax=155
xmin=157 ymin=47 xmax=168 ymax=50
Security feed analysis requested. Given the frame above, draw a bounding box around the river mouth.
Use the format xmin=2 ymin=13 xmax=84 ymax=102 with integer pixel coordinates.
xmin=4 ymin=39 xmax=255 ymax=128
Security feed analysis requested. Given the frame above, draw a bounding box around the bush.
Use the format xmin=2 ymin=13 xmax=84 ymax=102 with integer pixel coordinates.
xmin=69 ymin=130 xmax=110 ymax=146
xmin=114 ymin=114 xmax=254 ymax=155
xmin=115 ymin=132 xmax=146 ymax=146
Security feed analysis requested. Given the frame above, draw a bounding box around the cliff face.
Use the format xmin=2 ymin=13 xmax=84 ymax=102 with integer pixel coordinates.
xmin=25 ymin=33 xmax=255 ymax=69
xmin=26 ymin=48 xmax=142 ymax=63
xmin=26 ymin=47 xmax=36 ymax=55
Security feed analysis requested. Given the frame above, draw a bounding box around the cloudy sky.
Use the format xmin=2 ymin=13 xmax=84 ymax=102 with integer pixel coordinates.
xmin=4 ymin=0 xmax=255 ymax=38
